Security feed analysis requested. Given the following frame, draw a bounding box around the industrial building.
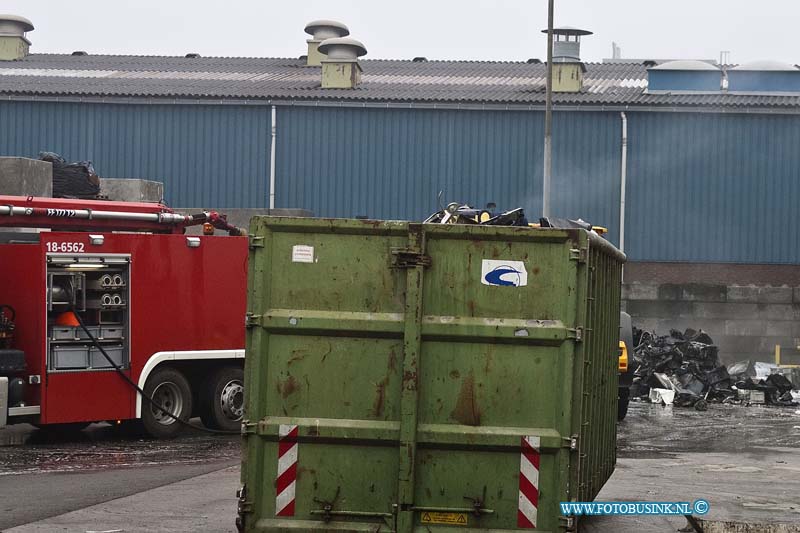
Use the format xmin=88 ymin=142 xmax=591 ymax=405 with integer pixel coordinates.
xmin=1 ymin=15 xmax=800 ymax=360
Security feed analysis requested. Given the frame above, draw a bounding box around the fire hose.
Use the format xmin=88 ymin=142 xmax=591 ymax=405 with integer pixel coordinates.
xmin=66 ymin=294 xmax=240 ymax=436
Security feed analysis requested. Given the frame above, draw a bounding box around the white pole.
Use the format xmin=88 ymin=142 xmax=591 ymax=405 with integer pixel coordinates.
xmin=269 ymin=105 xmax=277 ymax=210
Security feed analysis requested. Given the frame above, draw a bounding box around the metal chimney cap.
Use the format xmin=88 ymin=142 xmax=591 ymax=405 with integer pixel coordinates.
xmin=541 ymin=26 xmax=592 ymax=36
xmin=0 ymin=14 xmax=34 ymax=33
xmin=318 ymin=37 xmax=367 ymax=59
xmin=304 ymin=20 xmax=350 ymax=40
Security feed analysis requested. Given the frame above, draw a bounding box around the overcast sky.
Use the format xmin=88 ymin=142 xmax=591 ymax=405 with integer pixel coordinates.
xmin=2 ymin=0 xmax=796 ymax=65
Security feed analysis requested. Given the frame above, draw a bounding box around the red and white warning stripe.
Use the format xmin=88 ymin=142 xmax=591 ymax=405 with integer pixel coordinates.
xmin=276 ymin=424 xmax=299 ymax=517
xmin=517 ymin=435 xmax=540 ymax=529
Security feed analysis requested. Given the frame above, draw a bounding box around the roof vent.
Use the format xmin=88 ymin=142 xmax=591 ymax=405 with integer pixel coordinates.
xmin=318 ymin=37 xmax=367 ymax=89
xmin=540 ymin=26 xmax=592 ymax=93
xmin=71 ymin=50 xmax=88 ymax=56
xmin=185 ymin=52 xmax=200 ymax=58
xmin=542 ymin=26 xmax=592 ymax=63
xmin=642 ymin=60 xmax=657 ymax=68
xmin=0 ymin=14 xmax=34 ymax=61
xmin=413 ymin=56 xmax=427 ymax=62
xmin=304 ymin=20 xmax=349 ymax=66
xmin=647 ymin=60 xmax=722 ymax=92
xmin=728 ymin=60 xmax=800 ymax=92
xmin=527 ymin=58 xmax=542 ymax=64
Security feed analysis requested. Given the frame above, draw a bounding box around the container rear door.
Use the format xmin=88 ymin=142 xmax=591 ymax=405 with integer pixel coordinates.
xmin=241 ymin=219 xmax=584 ymax=533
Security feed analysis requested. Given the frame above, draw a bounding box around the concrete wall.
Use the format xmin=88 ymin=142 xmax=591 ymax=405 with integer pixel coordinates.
xmin=100 ymin=178 xmax=163 ymax=203
xmin=0 ymin=157 xmax=52 ymax=197
xmin=623 ymin=281 xmax=800 ymax=365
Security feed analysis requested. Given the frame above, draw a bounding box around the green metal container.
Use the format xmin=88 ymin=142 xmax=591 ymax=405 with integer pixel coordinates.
xmin=239 ymin=218 xmax=624 ymax=533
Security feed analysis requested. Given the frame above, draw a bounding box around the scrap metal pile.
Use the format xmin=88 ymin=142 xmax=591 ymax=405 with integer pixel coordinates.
xmin=630 ymin=327 xmax=798 ymax=409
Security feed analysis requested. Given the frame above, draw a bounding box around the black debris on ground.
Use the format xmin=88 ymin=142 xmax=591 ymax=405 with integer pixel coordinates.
xmin=629 ymin=327 xmax=798 ymax=408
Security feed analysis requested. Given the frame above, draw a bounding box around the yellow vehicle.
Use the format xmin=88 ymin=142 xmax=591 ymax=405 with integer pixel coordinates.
xmin=618 ymin=312 xmax=634 ymax=420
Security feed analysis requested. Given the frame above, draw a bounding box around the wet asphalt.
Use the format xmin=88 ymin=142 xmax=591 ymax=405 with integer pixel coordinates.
xmin=1 ymin=402 xmax=798 ymax=531
xmin=617 ymin=399 xmax=800 ymax=455
xmin=0 ymin=421 xmax=240 ymax=530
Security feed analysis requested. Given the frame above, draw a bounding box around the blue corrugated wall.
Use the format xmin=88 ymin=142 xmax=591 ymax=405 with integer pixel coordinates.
xmin=626 ymin=112 xmax=800 ymax=263
xmin=2 ymin=99 xmax=800 ymax=263
xmin=276 ymin=106 xmax=621 ymax=241
xmin=0 ymin=101 xmax=271 ymax=208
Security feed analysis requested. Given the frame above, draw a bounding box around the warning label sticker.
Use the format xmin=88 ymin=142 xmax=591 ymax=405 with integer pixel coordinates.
xmin=291 ymin=244 xmax=314 ymax=263
xmin=421 ymin=511 xmax=468 ymax=526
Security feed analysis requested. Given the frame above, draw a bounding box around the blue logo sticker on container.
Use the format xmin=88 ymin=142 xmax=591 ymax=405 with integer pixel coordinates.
xmin=481 ymin=260 xmax=528 ymax=287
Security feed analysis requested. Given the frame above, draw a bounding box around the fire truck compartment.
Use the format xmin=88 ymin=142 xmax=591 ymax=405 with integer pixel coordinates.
xmin=89 ymin=345 xmax=125 ymax=369
xmin=46 ymin=254 xmax=130 ymax=373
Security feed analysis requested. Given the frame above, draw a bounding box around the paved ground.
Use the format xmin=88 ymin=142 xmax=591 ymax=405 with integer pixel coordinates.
xmin=6 ymin=466 xmax=240 ymax=533
xmin=2 ymin=402 xmax=799 ymax=532
xmin=0 ymin=421 xmax=239 ymax=531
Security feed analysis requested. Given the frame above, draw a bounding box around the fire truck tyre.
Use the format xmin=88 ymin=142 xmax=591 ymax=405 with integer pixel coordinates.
xmin=200 ymin=367 xmax=244 ymax=431
xmin=142 ymin=367 xmax=193 ymax=438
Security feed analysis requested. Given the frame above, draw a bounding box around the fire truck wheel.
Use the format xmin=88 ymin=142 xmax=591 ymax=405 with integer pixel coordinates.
xmin=200 ymin=366 xmax=244 ymax=431
xmin=141 ymin=367 xmax=193 ymax=438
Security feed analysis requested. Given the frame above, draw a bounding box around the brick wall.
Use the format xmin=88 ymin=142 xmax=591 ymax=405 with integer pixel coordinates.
xmin=625 ymin=262 xmax=800 ymax=286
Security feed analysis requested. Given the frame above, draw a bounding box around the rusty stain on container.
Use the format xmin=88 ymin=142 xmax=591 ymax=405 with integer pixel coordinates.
xmin=372 ymin=376 xmax=389 ymax=417
xmin=277 ymin=375 xmax=299 ymax=399
xmin=451 ymin=371 xmax=481 ymax=426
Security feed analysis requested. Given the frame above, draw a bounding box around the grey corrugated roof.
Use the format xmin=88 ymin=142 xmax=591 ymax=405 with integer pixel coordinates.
xmin=0 ymin=53 xmax=798 ymax=109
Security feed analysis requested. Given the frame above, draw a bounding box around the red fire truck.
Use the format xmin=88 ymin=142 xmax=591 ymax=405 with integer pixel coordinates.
xmin=0 ymin=195 xmax=248 ymax=437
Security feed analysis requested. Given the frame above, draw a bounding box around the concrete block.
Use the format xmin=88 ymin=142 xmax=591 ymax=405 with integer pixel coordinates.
xmin=694 ymin=302 xmax=757 ymax=320
xmin=0 ymin=157 xmax=52 ymax=197
xmin=727 ymin=285 xmax=760 ymax=303
xmin=758 ymin=336 xmax=793 ymax=354
xmin=101 ymin=178 xmax=164 ymax=203
xmin=621 ymin=283 xmax=658 ymax=301
xmin=757 ymin=303 xmax=800 ymax=321
xmin=656 ymin=284 xmax=682 ymax=301
xmin=714 ymin=334 xmax=761 ymax=356
xmin=680 ymin=283 xmax=727 ymax=302
xmin=758 ymin=286 xmax=793 ymax=304
xmin=626 ymin=300 xmax=693 ymax=319
xmin=766 ymin=321 xmax=794 ymax=337
xmin=724 ymin=319 xmax=766 ymax=336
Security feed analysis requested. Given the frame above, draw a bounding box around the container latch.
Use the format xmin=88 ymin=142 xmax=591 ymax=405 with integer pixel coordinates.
xmin=569 ymin=247 xmax=588 ymax=263
xmin=391 ymin=248 xmax=432 ymax=269
xmin=567 ymin=327 xmax=583 ymax=342
xmin=244 ymin=313 xmax=261 ymax=328
xmin=560 ymin=515 xmax=576 ymax=530
xmin=248 ymin=235 xmax=264 ymax=249
xmin=236 ymin=484 xmax=251 ymax=532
